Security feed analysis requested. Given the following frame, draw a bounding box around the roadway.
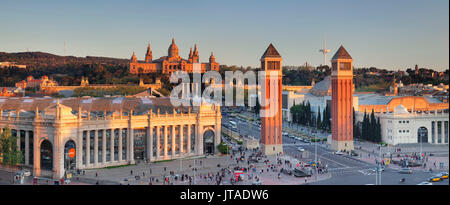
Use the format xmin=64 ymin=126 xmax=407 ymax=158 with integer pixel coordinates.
xmin=221 ymin=111 xmax=449 ymax=185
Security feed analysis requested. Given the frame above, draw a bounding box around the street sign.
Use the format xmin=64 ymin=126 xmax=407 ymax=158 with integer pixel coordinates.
xmin=68 ymin=148 xmax=76 ymax=158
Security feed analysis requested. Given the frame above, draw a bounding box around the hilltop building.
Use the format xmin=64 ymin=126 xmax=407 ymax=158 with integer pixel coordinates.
xmin=15 ymin=76 xmax=58 ymax=90
xmin=129 ymin=38 xmax=219 ymax=74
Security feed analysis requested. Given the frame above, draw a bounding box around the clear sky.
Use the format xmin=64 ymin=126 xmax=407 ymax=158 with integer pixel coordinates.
xmin=0 ymin=0 xmax=448 ymax=71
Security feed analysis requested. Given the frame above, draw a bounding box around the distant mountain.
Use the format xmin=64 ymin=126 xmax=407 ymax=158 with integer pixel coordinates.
xmin=0 ymin=51 xmax=129 ymax=68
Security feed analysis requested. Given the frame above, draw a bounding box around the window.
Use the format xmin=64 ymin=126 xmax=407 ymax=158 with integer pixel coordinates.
xmin=399 ymin=121 xmax=402 ymax=123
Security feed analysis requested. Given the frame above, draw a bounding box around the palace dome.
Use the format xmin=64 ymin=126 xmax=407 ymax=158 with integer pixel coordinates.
xmin=168 ymin=38 xmax=179 ymax=57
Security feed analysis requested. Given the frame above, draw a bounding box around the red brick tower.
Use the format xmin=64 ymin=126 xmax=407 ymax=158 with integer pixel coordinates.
xmin=260 ymin=44 xmax=283 ymax=155
xmin=331 ymin=46 xmax=354 ymax=151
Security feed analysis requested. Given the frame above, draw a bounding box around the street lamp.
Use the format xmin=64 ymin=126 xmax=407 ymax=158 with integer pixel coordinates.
xmin=314 ymin=134 xmax=318 ymax=182
xmin=378 ymin=145 xmax=382 ymax=185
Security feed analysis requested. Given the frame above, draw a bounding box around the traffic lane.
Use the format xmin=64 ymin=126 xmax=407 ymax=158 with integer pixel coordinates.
xmin=301 ymin=144 xmax=374 ymax=169
xmin=282 ymin=143 xmax=348 ymax=169
xmin=312 ymin=168 xmax=448 ymax=185
xmin=282 ymin=139 xmax=374 ymax=170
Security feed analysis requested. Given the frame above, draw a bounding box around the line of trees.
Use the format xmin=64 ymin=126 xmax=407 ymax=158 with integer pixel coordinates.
xmin=290 ymin=101 xmax=331 ymax=131
xmin=357 ymin=109 xmax=382 ymax=143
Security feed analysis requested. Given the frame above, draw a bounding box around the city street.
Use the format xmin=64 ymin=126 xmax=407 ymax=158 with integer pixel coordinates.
xmin=222 ymin=111 xmax=449 ymax=185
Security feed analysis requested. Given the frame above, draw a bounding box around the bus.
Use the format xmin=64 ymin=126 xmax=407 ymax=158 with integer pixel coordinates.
xmin=230 ymin=121 xmax=237 ymax=129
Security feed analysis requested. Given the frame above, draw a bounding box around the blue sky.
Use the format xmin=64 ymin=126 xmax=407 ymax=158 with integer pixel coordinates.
xmin=0 ymin=0 xmax=448 ymax=71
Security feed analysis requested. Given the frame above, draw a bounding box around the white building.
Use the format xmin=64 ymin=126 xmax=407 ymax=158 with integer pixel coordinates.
xmin=356 ymin=105 xmax=449 ymax=145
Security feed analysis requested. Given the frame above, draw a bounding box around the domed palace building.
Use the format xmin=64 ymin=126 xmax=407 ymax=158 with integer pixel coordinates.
xmin=129 ymin=38 xmax=219 ymax=74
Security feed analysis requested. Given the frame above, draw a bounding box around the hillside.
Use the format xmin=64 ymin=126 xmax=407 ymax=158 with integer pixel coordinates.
xmin=0 ymin=51 xmax=129 ymax=68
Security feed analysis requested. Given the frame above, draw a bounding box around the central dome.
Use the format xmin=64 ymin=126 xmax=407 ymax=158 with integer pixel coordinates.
xmin=168 ymin=38 xmax=179 ymax=57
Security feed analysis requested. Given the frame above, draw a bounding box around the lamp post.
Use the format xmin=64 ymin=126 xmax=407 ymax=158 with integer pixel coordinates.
xmin=193 ymin=157 xmax=196 ymax=185
xmin=379 ymin=145 xmax=382 ymax=185
xmin=314 ymin=134 xmax=317 ymax=182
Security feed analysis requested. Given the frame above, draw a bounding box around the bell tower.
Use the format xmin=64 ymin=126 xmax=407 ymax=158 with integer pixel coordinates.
xmin=331 ymin=45 xmax=354 ymax=151
xmin=260 ymin=43 xmax=283 ymax=155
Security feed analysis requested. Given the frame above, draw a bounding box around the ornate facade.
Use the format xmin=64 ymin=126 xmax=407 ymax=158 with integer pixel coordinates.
xmin=0 ymin=97 xmax=221 ymax=179
xmin=129 ymin=38 xmax=220 ymax=74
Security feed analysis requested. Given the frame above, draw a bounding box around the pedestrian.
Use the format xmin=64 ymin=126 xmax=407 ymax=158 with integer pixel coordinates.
xmin=95 ymin=172 xmax=98 ymax=177
xmin=143 ymin=172 xmax=145 ymax=177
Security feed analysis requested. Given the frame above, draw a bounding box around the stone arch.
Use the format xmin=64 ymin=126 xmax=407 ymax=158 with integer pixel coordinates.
xmin=418 ymin=127 xmax=428 ymax=144
xmin=64 ymin=139 xmax=77 ymax=172
xmin=40 ymin=140 xmax=53 ymax=171
xmin=203 ymin=129 xmax=215 ymax=155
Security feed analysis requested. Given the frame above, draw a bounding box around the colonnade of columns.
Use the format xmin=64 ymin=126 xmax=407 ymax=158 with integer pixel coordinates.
xmin=432 ymin=120 xmax=449 ymax=144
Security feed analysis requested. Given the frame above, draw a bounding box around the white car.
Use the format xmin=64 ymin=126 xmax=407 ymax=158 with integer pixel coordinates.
xmin=334 ymin=151 xmax=344 ymax=155
xmin=297 ymin=147 xmax=305 ymax=152
xmin=417 ymin=182 xmax=432 ymax=185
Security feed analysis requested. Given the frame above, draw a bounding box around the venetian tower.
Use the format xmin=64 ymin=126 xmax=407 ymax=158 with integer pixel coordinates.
xmin=331 ymin=45 xmax=354 ymax=151
xmin=260 ymin=44 xmax=283 ymax=155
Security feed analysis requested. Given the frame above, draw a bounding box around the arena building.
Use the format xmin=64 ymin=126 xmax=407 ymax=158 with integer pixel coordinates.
xmin=355 ymin=105 xmax=449 ymax=145
xmin=0 ymin=96 xmax=221 ymax=179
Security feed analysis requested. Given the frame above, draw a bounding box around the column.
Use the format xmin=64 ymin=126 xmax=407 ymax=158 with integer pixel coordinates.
xmin=126 ymin=128 xmax=130 ymax=161
xmin=194 ymin=125 xmax=198 ymax=155
xmin=77 ymin=130 xmax=83 ymax=169
xmin=434 ymin=121 xmax=438 ymax=144
xmin=164 ymin=126 xmax=168 ymax=158
xmin=130 ymin=128 xmax=134 ymax=163
xmin=110 ymin=129 xmax=114 ymax=163
xmin=187 ymin=125 xmax=191 ymax=155
xmin=86 ymin=131 xmax=90 ymax=167
xmin=148 ymin=126 xmax=153 ymax=161
xmin=102 ymin=129 xmax=106 ymax=165
xmin=441 ymin=121 xmax=445 ymax=144
xmin=118 ymin=128 xmax=123 ymax=162
xmin=94 ymin=130 xmax=98 ymax=167
xmin=156 ymin=126 xmax=160 ymax=159
xmin=197 ymin=125 xmax=204 ymax=155
xmin=172 ymin=125 xmax=176 ymax=158
xmin=33 ymin=128 xmax=40 ymax=177
xmin=25 ymin=131 xmax=29 ymax=165
xmin=180 ymin=125 xmax=184 ymax=155
xmin=17 ymin=130 xmax=21 ymax=152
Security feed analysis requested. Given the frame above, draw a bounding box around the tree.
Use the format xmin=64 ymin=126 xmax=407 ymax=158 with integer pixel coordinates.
xmin=316 ymin=107 xmax=322 ymax=129
xmin=0 ymin=127 xmax=23 ymax=184
xmin=322 ymin=103 xmax=331 ymax=131
xmin=362 ymin=110 xmax=369 ymax=140
xmin=376 ymin=117 xmax=382 ymax=143
xmin=370 ymin=109 xmax=376 ymax=142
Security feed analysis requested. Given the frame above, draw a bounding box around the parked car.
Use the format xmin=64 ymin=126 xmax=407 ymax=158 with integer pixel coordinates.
xmin=437 ymin=172 xmax=448 ymax=180
xmin=398 ymin=168 xmax=412 ymax=174
xmin=292 ymin=169 xmax=311 ymax=177
xmin=280 ymin=168 xmax=292 ymax=175
xmin=428 ymin=176 xmax=441 ymax=182
xmin=334 ymin=151 xmax=344 ymax=155
xmin=16 ymin=170 xmax=31 ymax=177
xmin=297 ymin=147 xmax=305 ymax=152
xmin=417 ymin=182 xmax=433 ymax=185
xmin=350 ymin=150 xmax=358 ymax=157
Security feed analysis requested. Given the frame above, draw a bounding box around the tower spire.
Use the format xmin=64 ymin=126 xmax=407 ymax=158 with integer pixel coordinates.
xmin=145 ymin=43 xmax=152 ymax=62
